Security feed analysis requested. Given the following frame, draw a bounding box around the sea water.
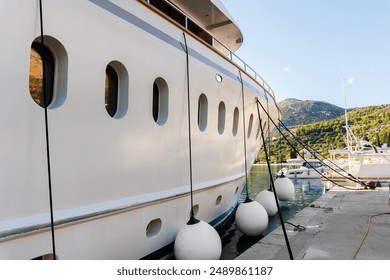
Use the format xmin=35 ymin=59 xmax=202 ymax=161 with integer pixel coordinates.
xmin=219 ymin=164 xmax=326 ymax=260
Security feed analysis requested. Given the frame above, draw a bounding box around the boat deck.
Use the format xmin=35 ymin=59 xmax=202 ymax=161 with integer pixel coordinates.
xmin=236 ymin=186 xmax=390 ymax=260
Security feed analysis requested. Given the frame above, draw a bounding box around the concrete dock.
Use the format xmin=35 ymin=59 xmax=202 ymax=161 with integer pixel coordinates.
xmin=236 ymin=187 xmax=390 ymax=260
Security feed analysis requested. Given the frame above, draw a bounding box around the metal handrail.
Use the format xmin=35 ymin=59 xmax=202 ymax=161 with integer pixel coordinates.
xmin=142 ymin=0 xmax=277 ymax=106
xmin=225 ymin=46 xmax=276 ymax=101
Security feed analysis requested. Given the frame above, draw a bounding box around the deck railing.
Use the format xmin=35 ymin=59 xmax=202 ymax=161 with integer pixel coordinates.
xmin=141 ymin=0 xmax=277 ymax=107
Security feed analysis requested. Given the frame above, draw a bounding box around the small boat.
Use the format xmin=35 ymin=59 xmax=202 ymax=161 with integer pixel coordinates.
xmin=324 ymin=70 xmax=390 ymax=186
xmin=278 ymin=159 xmax=328 ymax=179
xmin=327 ymin=142 xmax=390 ymax=183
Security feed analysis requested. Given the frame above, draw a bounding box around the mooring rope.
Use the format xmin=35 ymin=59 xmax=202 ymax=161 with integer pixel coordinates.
xmin=255 ymin=98 xmax=294 ymax=260
xmin=238 ymin=71 xmax=250 ymax=202
xmin=278 ymin=120 xmax=368 ymax=188
xmin=285 ymin=222 xmax=306 ymax=232
xmin=181 ymin=33 xmax=198 ymax=224
xmin=353 ymin=212 xmax=390 ymax=259
xmin=255 ymin=99 xmax=364 ymax=191
xmin=38 ymin=0 xmax=57 ymax=259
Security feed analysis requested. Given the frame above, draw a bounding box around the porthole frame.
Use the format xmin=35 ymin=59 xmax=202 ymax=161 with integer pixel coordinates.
xmin=215 ymin=74 xmax=223 ymax=83
xmin=146 ymin=218 xmax=162 ymax=238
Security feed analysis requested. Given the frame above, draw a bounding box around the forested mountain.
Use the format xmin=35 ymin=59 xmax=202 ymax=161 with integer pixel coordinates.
xmin=259 ymin=104 xmax=390 ymax=163
xmin=278 ymin=98 xmax=345 ymax=126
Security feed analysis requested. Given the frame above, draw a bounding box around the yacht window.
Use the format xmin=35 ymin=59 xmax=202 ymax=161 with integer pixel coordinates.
xmin=147 ymin=0 xmax=212 ymax=46
xmin=262 ymin=121 xmax=267 ymax=136
xmin=218 ymin=101 xmax=226 ymax=135
xmin=149 ymin=0 xmax=186 ymax=27
xmin=197 ymin=94 xmax=208 ymax=131
xmin=104 ymin=61 xmax=129 ymax=119
xmin=153 ymin=77 xmax=169 ymax=125
xmin=232 ymin=107 xmax=239 ymax=136
xmin=105 ymin=65 xmax=119 ymax=117
xmin=187 ymin=19 xmax=213 ymax=45
xmin=247 ymin=114 xmax=254 ymax=138
xmin=29 ymin=42 xmax=55 ymax=107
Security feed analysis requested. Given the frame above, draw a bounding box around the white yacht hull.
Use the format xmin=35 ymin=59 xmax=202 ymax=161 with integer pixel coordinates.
xmin=0 ymin=0 xmax=278 ymax=259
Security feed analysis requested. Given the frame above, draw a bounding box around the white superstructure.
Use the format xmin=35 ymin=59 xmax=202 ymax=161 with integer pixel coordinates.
xmin=0 ymin=0 xmax=278 ymax=259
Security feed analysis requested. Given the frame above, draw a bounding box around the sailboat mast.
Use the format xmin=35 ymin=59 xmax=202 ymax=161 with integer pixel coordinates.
xmin=341 ymin=62 xmax=350 ymax=151
xmin=341 ymin=61 xmax=353 ymax=172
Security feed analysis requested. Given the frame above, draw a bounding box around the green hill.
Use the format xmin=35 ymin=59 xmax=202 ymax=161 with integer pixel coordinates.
xmin=278 ymin=98 xmax=345 ymax=126
xmin=259 ymin=104 xmax=390 ymax=163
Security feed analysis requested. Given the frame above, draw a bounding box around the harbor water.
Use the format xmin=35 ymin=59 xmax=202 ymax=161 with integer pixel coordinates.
xmin=219 ymin=164 xmax=326 ymax=259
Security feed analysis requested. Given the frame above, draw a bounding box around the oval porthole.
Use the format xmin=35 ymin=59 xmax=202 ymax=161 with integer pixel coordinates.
xmin=217 ymin=101 xmax=226 ymax=135
xmin=215 ymin=195 xmax=222 ymax=206
xmin=215 ymin=74 xmax=223 ymax=83
xmin=29 ymin=42 xmax=55 ymax=108
xmin=152 ymin=77 xmax=169 ymax=125
xmin=105 ymin=65 xmax=119 ymax=117
xmin=146 ymin=218 xmax=162 ymax=238
xmin=232 ymin=107 xmax=239 ymax=136
xmin=104 ymin=61 xmax=129 ymax=119
xmin=247 ymin=114 xmax=254 ymax=138
xmin=29 ymin=36 xmax=68 ymax=109
xmin=198 ymin=94 xmax=208 ymax=132
xmin=262 ymin=121 xmax=268 ymax=139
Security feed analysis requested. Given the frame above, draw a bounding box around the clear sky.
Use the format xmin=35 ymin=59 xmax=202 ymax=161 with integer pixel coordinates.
xmin=220 ymin=0 xmax=390 ymax=108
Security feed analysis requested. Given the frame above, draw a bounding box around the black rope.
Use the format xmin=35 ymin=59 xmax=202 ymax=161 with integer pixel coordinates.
xmin=256 ymin=98 xmax=294 ymax=260
xmin=285 ymin=222 xmax=306 ymax=232
xmin=277 ymin=120 xmax=365 ymax=189
xmin=278 ymin=121 xmax=283 ymax=173
xmin=256 ymin=99 xmax=364 ymax=190
xmin=309 ymin=204 xmax=334 ymax=212
xmin=265 ymin=94 xmax=271 ymax=161
xmin=262 ymin=94 xmax=271 ymax=187
xmin=181 ymin=33 xmax=198 ymax=224
xmin=39 ymin=0 xmax=56 ymax=259
xmin=278 ymin=121 xmax=368 ymax=188
xmin=238 ymin=71 xmax=250 ymax=201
